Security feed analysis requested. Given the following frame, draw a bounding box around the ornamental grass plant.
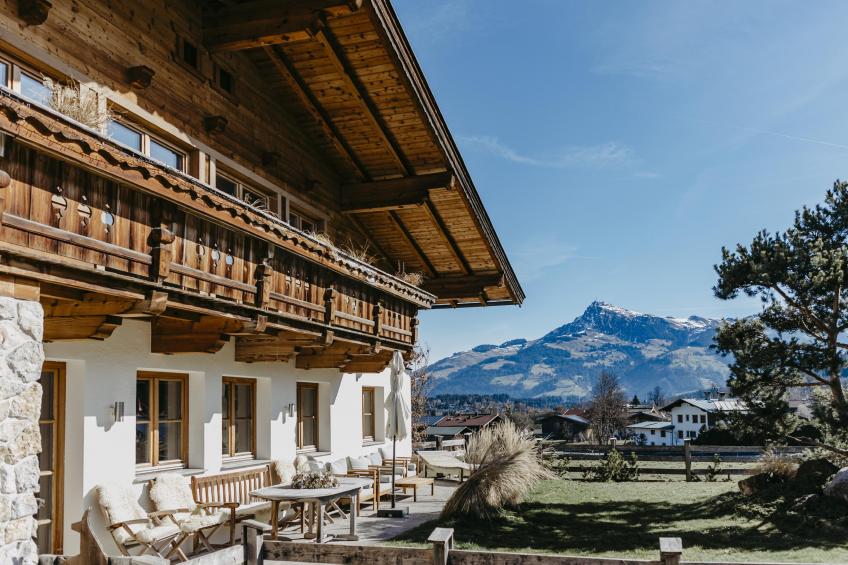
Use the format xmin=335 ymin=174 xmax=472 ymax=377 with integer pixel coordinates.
xmin=442 ymin=420 xmax=554 ymax=519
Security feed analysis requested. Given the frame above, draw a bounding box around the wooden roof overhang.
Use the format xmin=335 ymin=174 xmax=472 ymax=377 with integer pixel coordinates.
xmin=0 ymin=88 xmax=432 ymax=371
xmin=202 ymin=0 xmax=525 ymax=308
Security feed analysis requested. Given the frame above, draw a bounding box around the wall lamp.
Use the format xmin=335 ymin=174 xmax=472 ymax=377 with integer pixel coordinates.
xmin=113 ymin=401 xmax=125 ymax=423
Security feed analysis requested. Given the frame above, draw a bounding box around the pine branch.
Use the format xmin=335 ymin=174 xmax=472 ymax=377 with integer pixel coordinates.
xmin=787 ymin=435 xmax=848 ymax=457
xmin=770 ymin=284 xmax=831 ymax=335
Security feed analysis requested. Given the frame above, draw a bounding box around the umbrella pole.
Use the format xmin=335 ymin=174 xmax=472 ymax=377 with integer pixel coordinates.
xmin=391 ymin=434 xmax=397 ymax=509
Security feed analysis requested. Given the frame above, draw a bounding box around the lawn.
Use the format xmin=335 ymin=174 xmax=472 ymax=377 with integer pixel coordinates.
xmin=388 ymin=479 xmax=848 ymax=563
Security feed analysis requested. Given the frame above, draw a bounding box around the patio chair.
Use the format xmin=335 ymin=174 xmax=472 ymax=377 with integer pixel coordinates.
xmin=148 ymin=473 xmax=233 ymax=555
xmin=417 ymin=450 xmax=474 ymax=481
xmin=94 ymin=482 xmax=186 ymax=561
xmin=327 ymin=457 xmax=379 ymax=514
xmin=378 ymin=447 xmax=418 ymax=476
xmin=350 ymin=454 xmax=402 ymax=505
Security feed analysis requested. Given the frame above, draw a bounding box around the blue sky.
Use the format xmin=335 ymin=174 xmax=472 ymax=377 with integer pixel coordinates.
xmin=394 ymin=1 xmax=848 ymax=362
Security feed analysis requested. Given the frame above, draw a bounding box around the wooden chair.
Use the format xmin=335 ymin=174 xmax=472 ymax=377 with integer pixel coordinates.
xmin=148 ymin=473 xmax=233 ymax=554
xmin=327 ymin=457 xmax=380 ymax=514
xmin=94 ymin=483 xmax=186 ymax=561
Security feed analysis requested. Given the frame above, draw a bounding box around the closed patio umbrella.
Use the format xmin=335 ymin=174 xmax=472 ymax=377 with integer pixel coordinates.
xmin=385 ymin=350 xmax=411 ymax=510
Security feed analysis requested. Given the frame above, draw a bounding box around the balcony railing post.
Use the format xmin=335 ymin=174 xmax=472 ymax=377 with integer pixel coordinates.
xmin=255 ymin=262 xmax=273 ymax=309
xmin=323 ymin=287 xmax=337 ymax=326
xmin=373 ymin=300 xmax=383 ymax=337
xmin=148 ymin=227 xmax=175 ymax=283
xmin=411 ymin=316 xmax=419 ymax=344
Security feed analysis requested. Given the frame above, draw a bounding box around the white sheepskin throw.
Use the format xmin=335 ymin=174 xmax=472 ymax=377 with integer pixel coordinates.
xmin=294 ymin=454 xmax=310 ymax=472
xmin=95 ymin=482 xmax=150 ymax=545
xmin=149 ymin=473 xmax=196 ymax=522
xmin=272 ymin=460 xmax=296 ymax=484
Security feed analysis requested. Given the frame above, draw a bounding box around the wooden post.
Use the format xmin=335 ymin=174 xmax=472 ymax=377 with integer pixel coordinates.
xmin=373 ymin=300 xmax=383 ymax=337
xmin=254 ymin=262 xmax=273 ymax=309
xmin=323 ymin=287 xmax=337 ymax=326
xmin=659 ymin=537 xmax=683 ymax=565
xmin=683 ymin=439 xmax=692 ymax=482
xmin=242 ymin=519 xmax=271 ymax=565
xmin=149 ymin=205 xmax=175 ymax=282
xmin=428 ymin=527 xmax=453 ymax=565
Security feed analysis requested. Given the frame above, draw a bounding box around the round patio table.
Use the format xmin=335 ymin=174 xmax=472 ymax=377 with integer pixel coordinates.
xmin=251 ymin=477 xmax=371 ymax=543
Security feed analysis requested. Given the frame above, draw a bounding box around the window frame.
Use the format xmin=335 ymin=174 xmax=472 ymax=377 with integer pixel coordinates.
xmin=215 ymin=169 xmax=279 ymax=213
xmin=296 ymin=382 xmax=319 ymax=452
xmin=107 ymin=116 xmax=187 ymax=172
xmin=0 ymin=54 xmax=53 ymax=106
xmin=221 ymin=376 xmax=256 ymax=460
xmin=288 ymin=207 xmax=324 ymax=234
xmin=362 ymin=386 xmax=376 ymax=443
xmin=136 ymin=371 xmax=189 ymax=470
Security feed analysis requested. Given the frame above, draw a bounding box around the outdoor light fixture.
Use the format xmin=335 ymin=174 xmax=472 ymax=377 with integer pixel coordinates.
xmin=113 ymin=401 xmax=125 ymax=423
xmin=287 ymin=403 xmax=295 ymax=418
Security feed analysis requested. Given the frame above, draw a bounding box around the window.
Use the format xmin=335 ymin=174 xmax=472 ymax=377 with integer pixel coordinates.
xmin=362 ymin=387 xmax=376 ymax=442
xmin=296 ymin=383 xmax=318 ymax=451
xmin=136 ymin=372 xmax=188 ymax=469
xmin=20 ymin=71 xmax=50 ymax=105
xmin=222 ymin=377 xmax=255 ymax=459
xmin=700 ymin=414 xmax=706 ymax=424
xmin=289 ymin=208 xmax=322 ymax=233
xmin=107 ymin=118 xmax=186 ymax=171
xmin=677 ymin=430 xmax=683 ymax=439
xmin=214 ymin=63 xmax=235 ymax=96
xmin=178 ymin=36 xmax=199 ymax=70
xmin=650 ymin=429 xmax=655 ymax=436
xmin=215 ymin=171 xmax=278 ymax=213
xmin=677 ymin=414 xmax=683 ymax=423
xmin=685 ymin=414 xmax=690 ymax=422
xmin=660 ymin=430 xmax=667 ymax=438
xmin=0 ymin=60 xmax=8 ymax=88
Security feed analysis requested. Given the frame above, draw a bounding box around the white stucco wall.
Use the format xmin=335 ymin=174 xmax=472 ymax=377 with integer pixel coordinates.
xmin=44 ymin=319 xmax=410 ymax=555
xmin=670 ymin=404 xmax=710 ymax=443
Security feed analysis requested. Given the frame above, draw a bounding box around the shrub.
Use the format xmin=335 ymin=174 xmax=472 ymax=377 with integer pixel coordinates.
xmin=582 ymin=449 xmax=639 ymax=482
xmin=705 ymin=454 xmax=723 ymax=482
xmin=754 ymin=450 xmax=799 ymax=482
xmin=442 ymin=420 xmax=554 ymax=519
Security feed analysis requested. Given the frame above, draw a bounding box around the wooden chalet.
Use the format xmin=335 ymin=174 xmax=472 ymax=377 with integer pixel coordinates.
xmin=0 ymin=0 xmax=523 ymax=559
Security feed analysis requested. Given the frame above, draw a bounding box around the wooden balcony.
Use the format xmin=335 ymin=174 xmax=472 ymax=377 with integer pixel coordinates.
xmin=0 ymin=89 xmax=433 ymax=371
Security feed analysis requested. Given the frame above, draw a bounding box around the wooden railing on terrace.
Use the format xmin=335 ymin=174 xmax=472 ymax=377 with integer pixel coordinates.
xmin=0 ymin=89 xmax=432 ymax=355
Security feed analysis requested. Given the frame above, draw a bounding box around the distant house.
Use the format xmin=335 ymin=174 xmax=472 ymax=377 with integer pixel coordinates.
xmin=627 ymin=421 xmax=675 ymax=446
xmin=538 ymin=413 xmax=591 ymax=442
xmin=661 ymin=398 xmax=745 ymax=444
xmin=626 ymin=404 xmax=667 ymax=425
xmin=433 ymin=413 xmax=501 ymax=432
xmin=424 ymin=425 xmax=471 ymax=439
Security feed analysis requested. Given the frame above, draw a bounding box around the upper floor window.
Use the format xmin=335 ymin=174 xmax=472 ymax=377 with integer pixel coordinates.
xmin=289 ymin=208 xmax=322 ymax=233
xmin=215 ymin=170 xmax=279 ymax=214
xmin=107 ymin=118 xmax=186 ymax=172
xmin=213 ymin=63 xmax=236 ymax=97
xmin=0 ymin=60 xmax=8 ymax=89
xmin=20 ymin=71 xmax=50 ymax=105
xmin=178 ymin=36 xmax=200 ymax=71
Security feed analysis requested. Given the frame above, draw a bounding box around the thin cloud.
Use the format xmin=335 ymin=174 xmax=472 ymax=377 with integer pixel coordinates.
xmin=459 ymin=135 xmax=635 ymax=169
xmin=593 ymin=57 xmax=677 ymax=80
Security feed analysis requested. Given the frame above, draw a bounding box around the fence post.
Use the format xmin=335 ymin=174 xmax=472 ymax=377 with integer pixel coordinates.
xmin=659 ymin=537 xmax=683 ymax=565
xmin=243 ymin=519 xmax=271 ymax=565
xmin=428 ymin=527 xmax=454 ymax=565
xmin=683 ymin=439 xmax=692 ymax=481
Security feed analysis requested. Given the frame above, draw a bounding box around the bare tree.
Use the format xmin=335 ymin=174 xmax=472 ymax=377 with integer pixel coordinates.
xmin=408 ymin=345 xmax=433 ymax=442
xmin=587 ymin=372 xmax=628 ymax=444
xmin=647 ymin=385 xmax=666 ymax=407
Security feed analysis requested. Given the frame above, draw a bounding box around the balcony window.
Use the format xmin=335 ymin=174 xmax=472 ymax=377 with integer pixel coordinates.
xmin=215 ymin=171 xmax=278 ymax=214
xmin=0 ymin=61 xmax=8 ymax=88
xmin=289 ymin=208 xmax=322 ymax=233
xmin=20 ymin=71 xmax=50 ymax=105
xmin=107 ymin=118 xmax=186 ymax=172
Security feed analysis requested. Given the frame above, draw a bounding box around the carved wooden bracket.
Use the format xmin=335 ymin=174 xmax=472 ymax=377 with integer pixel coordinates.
xmin=149 ymin=225 xmax=175 ymax=282
xmin=18 ymin=0 xmax=51 ymax=25
xmin=204 ymin=115 xmax=228 ymax=136
xmin=254 ymin=263 xmax=273 ymax=308
xmin=127 ymin=65 xmax=155 ymax=89
xmin=323 ymin=287 xmax=337 ymax=326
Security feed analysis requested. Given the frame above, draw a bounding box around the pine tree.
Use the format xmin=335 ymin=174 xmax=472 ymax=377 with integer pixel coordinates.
xmin=630 ymin=395 xmax=641 ymax=405
xmin=714 ymin=181 xmax=848 ymax=454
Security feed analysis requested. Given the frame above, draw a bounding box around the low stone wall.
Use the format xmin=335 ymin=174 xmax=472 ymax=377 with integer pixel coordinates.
xmin=0 ymin=296 xmax=44 ymax=564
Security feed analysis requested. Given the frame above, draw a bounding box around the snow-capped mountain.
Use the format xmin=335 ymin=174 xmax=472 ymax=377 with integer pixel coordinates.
xmin=427 ymin=301 xmax=729 ymax=399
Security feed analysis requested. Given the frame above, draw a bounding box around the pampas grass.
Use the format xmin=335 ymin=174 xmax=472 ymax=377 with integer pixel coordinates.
xmin=442 ymin=420 xmax=554 ymax=519
xmin=44 ymin=78 xmax=109 ymax=130
xmin=754 ymin=450 xmax=799 ymax=481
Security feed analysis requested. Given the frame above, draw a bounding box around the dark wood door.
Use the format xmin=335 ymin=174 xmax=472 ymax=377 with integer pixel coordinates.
xmin=37 ymin=362 xmax=65 ymax=555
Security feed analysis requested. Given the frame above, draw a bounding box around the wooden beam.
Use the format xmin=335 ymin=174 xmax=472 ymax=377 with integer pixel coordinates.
xmin=264 ymin=46 xmax=368 ymax=180
xmin=151 ymin=316 xmax=241 ymax=354
xmin=422 ymin=199 xmax=472 ymax=275
xmin=341 ymin=173 xmax=454 ymax=213
xmin=235 ymin=332 xmax=300 ymax=362
xmin=203 ymin=0 xmax=361 ymax=51
xmin=387 ymin=211 xmax=436 ymax=278
xmin=421 ymin=273 xmax=504 ymax=300
xmin=310 ymin=20 xmax=412 ymax=176
xmin=0 ymin=274 xmax=39 ymax=301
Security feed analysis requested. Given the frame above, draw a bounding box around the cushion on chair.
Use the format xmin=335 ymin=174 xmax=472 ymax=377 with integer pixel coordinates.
xmin=148 ymin=473 xmax=197 ymax=522
xmin=367 ymin=452 xmax=383 ymax=466
xmin=95 ymin=483 xmax=154 ymax=546
xmin=349 ymin=455 xmax=370 ymax=471
xmin=379 ymin=474 xmax=404 ymax=484
xmin=329 ymin=458 xmax=348 ymax=476
xmin=379 ymin=447 xmax=393 ymax=461
xmin=134 ymin=523 xmax=181 ymax=545
xmin=178 ymin=512 xmax=228 ymax=533
xmin=272 ymin=460 xmax=297 ymax=484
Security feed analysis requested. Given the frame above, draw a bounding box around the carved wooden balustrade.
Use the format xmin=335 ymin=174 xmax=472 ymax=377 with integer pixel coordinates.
xmin=0 ymin=90 xmax=431 ymax=371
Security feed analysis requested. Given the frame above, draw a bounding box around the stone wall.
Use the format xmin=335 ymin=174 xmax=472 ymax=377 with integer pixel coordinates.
xmin=0 ymin=297 xmax=43 ymax=564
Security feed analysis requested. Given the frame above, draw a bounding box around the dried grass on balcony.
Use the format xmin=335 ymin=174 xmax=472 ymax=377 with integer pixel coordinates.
xmin=306 ymin=231 xmax=336 ymax=249
xmin=44 ymin=78 xmax=109 ymax=131
xmin=342 ymin=239 xmax=377 ymax=266
xmin=396 ymin=270 xmax=424 ymax=287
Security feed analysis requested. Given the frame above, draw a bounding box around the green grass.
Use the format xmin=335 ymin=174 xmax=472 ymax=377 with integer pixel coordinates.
xmin=387 ymin=479 xmax=848 ymax=562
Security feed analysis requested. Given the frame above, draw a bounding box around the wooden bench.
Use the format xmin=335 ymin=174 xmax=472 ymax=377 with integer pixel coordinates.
xmin=190 ymin=466 xmax=274 ymax=545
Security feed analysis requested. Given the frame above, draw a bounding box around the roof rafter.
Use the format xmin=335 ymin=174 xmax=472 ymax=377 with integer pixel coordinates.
xmin=387 ymin=210 xmax=436 ymax=278
xmin=341 ymin=172 xmax=454 ymax=213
